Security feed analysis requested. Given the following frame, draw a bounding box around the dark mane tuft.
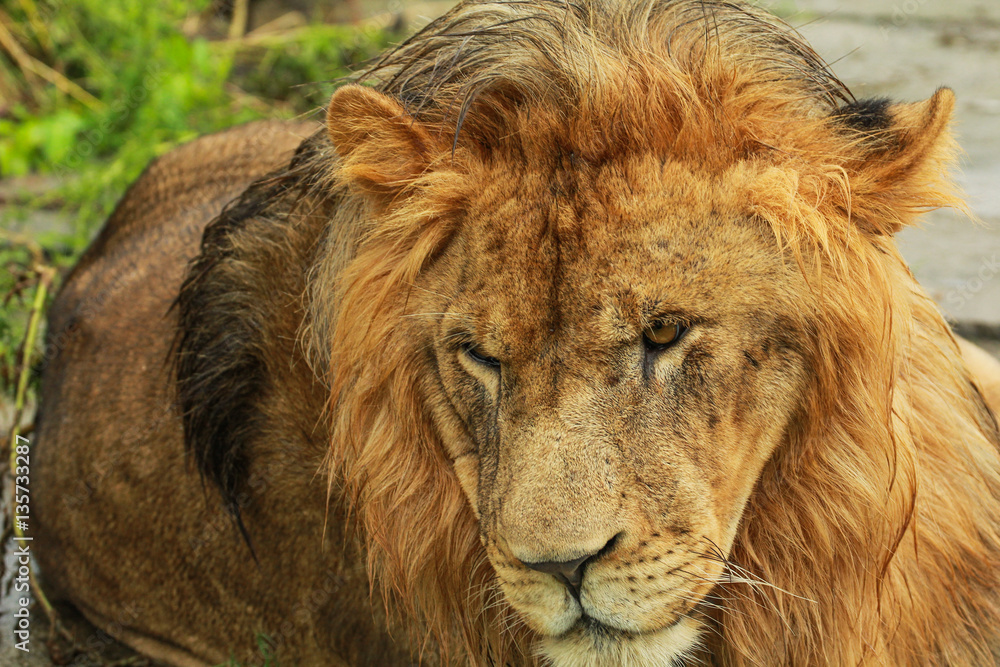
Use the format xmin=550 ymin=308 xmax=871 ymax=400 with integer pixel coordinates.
xmin=833 ymin=96 xmax=893 ymax=132
xmin=174 ymin=137 xmax=323 ymax=537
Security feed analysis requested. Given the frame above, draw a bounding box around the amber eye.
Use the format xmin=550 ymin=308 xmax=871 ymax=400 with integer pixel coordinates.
xmin=642 ymin=321 xmax=687 ymax=349
xmin=463 ymin=343 xmax=501 ymax=368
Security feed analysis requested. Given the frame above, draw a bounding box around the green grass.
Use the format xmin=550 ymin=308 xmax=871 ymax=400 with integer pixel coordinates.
xmin=0 ymin=0 xmax=399 ymax=412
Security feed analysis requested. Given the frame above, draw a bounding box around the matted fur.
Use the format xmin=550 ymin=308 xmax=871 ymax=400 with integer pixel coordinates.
xmin=309 ymin=1 xmax=1000 ymax=665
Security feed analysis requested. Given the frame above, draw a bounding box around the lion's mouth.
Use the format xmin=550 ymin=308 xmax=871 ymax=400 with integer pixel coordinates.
xmin=541 ymin=606 xmax=705 ymax=667
xmin=577 ymin=613 xmax=648 ymax=640
xmin=495 ymin=543 xmax=723 ymax=657
xmin=574 ymin=605 xmax=689 ymax=640
xmin=577 ymin=613 xmax=627 ymax=638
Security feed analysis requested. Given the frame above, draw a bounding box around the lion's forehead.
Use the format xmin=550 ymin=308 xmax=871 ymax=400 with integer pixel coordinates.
xmin=450 ymin=159 xmax=795 ymax=355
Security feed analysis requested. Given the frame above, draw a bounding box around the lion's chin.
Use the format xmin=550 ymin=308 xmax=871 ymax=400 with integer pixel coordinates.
xmin=537 ymin=616 xmax=703 ymax=667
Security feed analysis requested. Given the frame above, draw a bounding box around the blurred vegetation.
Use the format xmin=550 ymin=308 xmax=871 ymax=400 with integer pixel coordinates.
xmin=0 ymin=0 xmax=403 ymax=421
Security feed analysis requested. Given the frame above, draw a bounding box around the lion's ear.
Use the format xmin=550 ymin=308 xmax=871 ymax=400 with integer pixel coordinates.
xmin=835 ymin=88 xmax=960 ymax=235
xmin=327 ymin=84 xmax=442 ymax=204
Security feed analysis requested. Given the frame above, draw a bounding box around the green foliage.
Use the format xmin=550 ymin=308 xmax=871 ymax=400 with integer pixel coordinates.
xmin=0 ymin=242 xmax=35 ymax=397
xmin=0 ymin=0 xmax=400 ymax=411
xmin=1 ymin=0 xmax=394 ymax=239
xmin=233 ymin=23 xmax=396 ymax=105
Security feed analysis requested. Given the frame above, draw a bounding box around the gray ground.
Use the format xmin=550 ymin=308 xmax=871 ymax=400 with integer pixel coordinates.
xmin=2 ymin=1 xmax=999 ymax=665
xmin=785 ymin=0 xmax=1000 ymax=328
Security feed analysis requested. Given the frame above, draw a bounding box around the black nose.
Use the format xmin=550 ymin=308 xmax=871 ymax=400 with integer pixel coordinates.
xmin=522 ymin=553 xmax=594 ymax=589
xmin=521 ymin=533 xmax=619 ymax=594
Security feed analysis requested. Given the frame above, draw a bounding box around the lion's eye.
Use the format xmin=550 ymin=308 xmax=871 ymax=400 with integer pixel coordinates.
xmin=463 ymin=343 xmax=501 ymax=368
xmin=642 ymin=321 xmax=687 ymax=349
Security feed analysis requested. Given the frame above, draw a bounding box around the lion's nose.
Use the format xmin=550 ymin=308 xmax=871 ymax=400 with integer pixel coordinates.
xmin=522 ymin=553 xmax=593 ymax=589
xmin=521 ymin=534 xmax=619 ymax=594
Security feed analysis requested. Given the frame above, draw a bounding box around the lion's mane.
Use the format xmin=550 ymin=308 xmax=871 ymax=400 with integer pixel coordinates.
xmin=298 ymin=1 xmax=1000 ymax=664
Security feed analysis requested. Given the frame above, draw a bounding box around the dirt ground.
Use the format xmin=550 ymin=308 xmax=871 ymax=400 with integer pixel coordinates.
xmin=3 ymin=1 xmax=999 ymax=665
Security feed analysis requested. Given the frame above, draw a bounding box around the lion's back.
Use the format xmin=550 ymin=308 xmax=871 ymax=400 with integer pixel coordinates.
xmin=32 ymin=120 xmax=318 ymax=665
xmin=53 ymin=120 xmax=315 ymax=327
xmin=38 ymin=120 xmax=314 ymax=471
xmin=41 ymin=120 xmax=313 ymax=419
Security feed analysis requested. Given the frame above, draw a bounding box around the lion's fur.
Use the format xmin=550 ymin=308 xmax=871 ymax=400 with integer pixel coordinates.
xmin=315 ymin=1 xmax=1000 ymax=664
xmin=318 ymin=1 xmax=1000 ymax=664
xmin=34 ymin=1 xmax=1000 ymax=666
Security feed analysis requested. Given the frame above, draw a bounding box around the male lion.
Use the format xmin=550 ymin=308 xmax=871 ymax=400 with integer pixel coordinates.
xmin=34 ymin=1 xmax=1000 ymax=665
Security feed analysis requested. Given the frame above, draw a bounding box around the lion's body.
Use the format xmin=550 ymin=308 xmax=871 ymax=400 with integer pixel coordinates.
xmin=34 ymin=1 xmax=1000 ymax=666
xmin=34 ymin=121 xmax=419 ymax=666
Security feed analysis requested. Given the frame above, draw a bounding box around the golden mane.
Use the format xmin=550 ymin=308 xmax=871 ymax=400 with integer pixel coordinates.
xmin=309 ymin=0 xmax=1000 ymax=664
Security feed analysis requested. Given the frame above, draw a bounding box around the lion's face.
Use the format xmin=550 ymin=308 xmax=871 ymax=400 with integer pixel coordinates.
xmin=413 ymin=154 xmax=810 ymax=664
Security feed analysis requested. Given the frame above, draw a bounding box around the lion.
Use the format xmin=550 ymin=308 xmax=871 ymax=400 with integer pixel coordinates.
xmin=33 ymin=0 xmax=1000 ymax=665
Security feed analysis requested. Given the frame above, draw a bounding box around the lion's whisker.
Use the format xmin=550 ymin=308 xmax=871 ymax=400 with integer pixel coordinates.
xmin=403 ymin=311 xmax=473 ymax=319
xmin=406 ymin=284 xmax=454 ymax=301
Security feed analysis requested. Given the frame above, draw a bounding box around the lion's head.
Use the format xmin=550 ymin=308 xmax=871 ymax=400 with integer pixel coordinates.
xmin=306 ymin=1 xmax=1000 ymax=665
